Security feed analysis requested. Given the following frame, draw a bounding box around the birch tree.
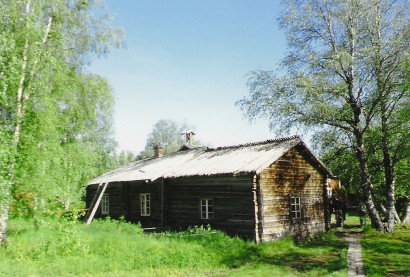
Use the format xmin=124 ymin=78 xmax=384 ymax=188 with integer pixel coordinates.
xmin=137 ymin=119 xmax=196 ymax=160
xmin=238 ymin=0 xmax=410 ymax=232
xmin=0 ymin=0 xmax=122 ymax=245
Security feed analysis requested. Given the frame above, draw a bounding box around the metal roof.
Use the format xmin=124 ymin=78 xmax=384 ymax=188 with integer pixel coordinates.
xmin=88 ymin=136 xmax=332 ymax=185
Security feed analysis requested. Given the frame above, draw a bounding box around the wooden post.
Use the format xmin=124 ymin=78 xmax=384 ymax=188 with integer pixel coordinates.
xmin=160 ymin=179 xmax=164 ymax=227
xmin=253 ymin=174 xmax=261 ymax=244
xmin=323 ymin=177 xmax=331 ymax=231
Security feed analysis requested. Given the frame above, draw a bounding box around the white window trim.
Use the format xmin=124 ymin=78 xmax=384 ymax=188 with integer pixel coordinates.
xmin=290 ymin=195 xmax=302 ymax=220
xmin=140 ymin=193 xmax=150 ymax=216
xmin=101 ymin=194 xmax=109 ymax=215
xmin=200 ymin=198 xmax=213 ymax=219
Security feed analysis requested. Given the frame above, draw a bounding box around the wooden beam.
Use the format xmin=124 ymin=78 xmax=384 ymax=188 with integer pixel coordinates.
xmin=86 ymin=181 xmax=109 ymax=225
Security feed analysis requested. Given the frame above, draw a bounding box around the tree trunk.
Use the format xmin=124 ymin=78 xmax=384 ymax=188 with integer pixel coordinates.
xmin=402 ymin=199 xmax=410 ymax=225
xmin=394 ymin=207 xmax=401 ymax=224
xmin=380 ymin=203 xmax=401 ymax=224
xmin=354 ymin=130 xmax=384 ymax=231
xmin=373 ymin=1 xmax=396 ymax=233
xmin=323 ymin=178 xmax=331 ymax=231
xmin=380 ymin=97 xmax=395 ymax=232
xmin=14 ymin=39 xmax=29 ymax=147
xmin=0 ymin=196 xmax=10 ymax=246
xmin=3 ymin=1 xmax=32 ymax=246
xmin=0 ymin=213 xmax=8 ymax=246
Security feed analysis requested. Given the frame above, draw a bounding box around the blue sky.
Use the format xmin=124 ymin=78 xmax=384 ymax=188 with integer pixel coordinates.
xmin=88 ymin=0 xmax=287 ymax=154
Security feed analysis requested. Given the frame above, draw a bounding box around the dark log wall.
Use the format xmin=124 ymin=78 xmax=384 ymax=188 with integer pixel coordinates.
xmin=85 ymin=146 xmax=327 ymax=242
xmin=165 ymin=175 xmax=255 ymax=240
xmin=127 ymin=180 xmax=162 ymax=227
xmin=85 ymin=180 xmax=163 ymax=228
xmin=259 ymin=147 xmax=326 ymax=242
xmin=86 ymin=182 xmax=125 ymax=219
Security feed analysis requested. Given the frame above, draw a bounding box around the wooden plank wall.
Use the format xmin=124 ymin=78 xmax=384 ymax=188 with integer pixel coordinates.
xmin=165 ymin=175 xmax=256 ymax=240
xmin=259 ymin=147 xmax=326 ymax=242
xmin=85 ymin=180 xmax=163 ymax=228
xmin=86 ymin=182 xmax=125 ymax=219
xmin=127 ymin=180 xmax=162 ymax=227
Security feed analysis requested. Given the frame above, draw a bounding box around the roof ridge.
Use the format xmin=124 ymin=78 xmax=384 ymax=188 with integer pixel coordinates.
xmin=210 ymin=135 xmax=300 ymax=151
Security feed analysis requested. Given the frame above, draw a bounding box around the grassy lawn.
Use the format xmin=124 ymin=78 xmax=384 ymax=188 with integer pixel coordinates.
xmin=219 ymin=233 xmax=347 ymax=277
xmin=343 ymin=212 xmax=410 ymax=277
xmin=0 ymin=215 xmax=408 ymax=276
xmin=361 ymin=226 xmax=410 ymax=277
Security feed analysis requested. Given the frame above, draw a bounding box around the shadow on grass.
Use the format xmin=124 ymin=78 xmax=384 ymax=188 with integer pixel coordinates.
xmin=221 ymin=232 xmax=348 ymax=275
xmin=361 ymin=226 xmax=410 ymax=277
xmin=257 ymin=249 xmax=343 ymax=273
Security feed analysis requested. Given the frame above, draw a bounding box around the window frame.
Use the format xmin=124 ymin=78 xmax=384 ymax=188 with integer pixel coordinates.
xmin=101 ymin=194 xmax=109 ymax=215
xmin=140 ymin=193 xmax=151 ymax=216
xmin=200 ymin=198 xmax=214 ymax=220
xmin=289 ymin=194 xmax=303 ymax=222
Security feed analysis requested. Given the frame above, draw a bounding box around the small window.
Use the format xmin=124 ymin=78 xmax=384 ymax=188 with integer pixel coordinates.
xmin=200 ymin=198 xmax=213 ymax=219
xmin=290 ymin=195 xmax=302 ymax=220
xmin=101 ymin=194 xmax=109 ymax=215
xmin=140 ymin=193 xmax=150 ymax=216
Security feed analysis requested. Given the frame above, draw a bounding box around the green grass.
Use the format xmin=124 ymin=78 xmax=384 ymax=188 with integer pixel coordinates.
xmin=0 ymin=218 xmax=242 ymax=276
xmin=220 ymin=233 xmax=347 ymax=277
xmin=361 ymin=226 xmax=410 ymax=277
xmin=14 ymin=214 xmax=410 ymax=276
xmin=0 ymin=217 xmax=348 ymax=276
xmin=342 ymin=211 xmax=410 ymax=277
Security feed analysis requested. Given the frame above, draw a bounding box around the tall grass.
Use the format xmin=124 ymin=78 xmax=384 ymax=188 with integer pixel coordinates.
xmin=0 ymin=217 xmax=349 ymax=276
xmin=0 ymin=217 xmax=255 ymax=276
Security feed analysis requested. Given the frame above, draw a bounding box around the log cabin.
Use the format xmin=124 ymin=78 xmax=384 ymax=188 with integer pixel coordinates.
xmin=85 ymin=136 xmax=334 ymax=243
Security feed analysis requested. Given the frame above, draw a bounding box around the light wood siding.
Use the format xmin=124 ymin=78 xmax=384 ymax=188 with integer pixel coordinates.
xmin=259 ymin=147 xmax=325 ymax=242
xmin=165 ymin=175 xmax=255 ymax=240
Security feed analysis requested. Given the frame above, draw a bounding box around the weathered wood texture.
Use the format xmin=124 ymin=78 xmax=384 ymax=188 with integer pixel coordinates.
xmin=165 ymin=175 xmax=255 ymax=240
xmin=85 ymin=146 xmax=327 ymax=242
xmin=258 ymin=147 xmax=326 ymax=242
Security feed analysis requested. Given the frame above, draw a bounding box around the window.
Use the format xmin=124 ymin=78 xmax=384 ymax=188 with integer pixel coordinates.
xmin=101 ymin=194 xmax=109 ymax=215
xmin=140 ymin=193 xmax=150 ymax=216
xmin=200 ymin=198 xmax=213 ymax=219
xmin=290 ymin=195 xmax=302 ymax=220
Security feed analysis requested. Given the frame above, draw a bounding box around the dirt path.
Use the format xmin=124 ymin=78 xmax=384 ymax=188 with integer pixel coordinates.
xmin=345 ymin=233 xmax=366 ymax=277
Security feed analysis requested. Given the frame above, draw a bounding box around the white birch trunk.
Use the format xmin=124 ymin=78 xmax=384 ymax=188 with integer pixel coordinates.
xmin=13 ymin=39 xmax=29 ymax=147
xmin=402 ymin=201 xmax=410 ymax=225
xmin=0 ymin=200 xmax=10 ymax=246
xmin=14 ymin=13 xmax=52 ymax=147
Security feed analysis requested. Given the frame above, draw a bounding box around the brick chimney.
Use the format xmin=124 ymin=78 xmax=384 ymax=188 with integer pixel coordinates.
xmin=153 ymin=145 xmax=164 ymax=158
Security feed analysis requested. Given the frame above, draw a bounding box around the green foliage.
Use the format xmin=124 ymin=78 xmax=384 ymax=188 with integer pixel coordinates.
xmin=0 ymin=0 xmax=123 ymax=221
xmin=137 ymin=119 xmax=198 ymax=160
xmin=13 ymin=72 xmax=118 ymax=215
xmin=0 ymin=129 xmax=14 ymax=205
xmin=117 ymin=150 xmax=136 ymax=166
xmin=237 ymin=0 xmax=410 ymax=229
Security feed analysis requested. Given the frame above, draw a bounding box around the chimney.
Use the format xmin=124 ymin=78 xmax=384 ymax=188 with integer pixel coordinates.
xmin=182 ymin=130 xmax=196 ymax=146
xmin=153 ymin=145 xmax=164 ymax=158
